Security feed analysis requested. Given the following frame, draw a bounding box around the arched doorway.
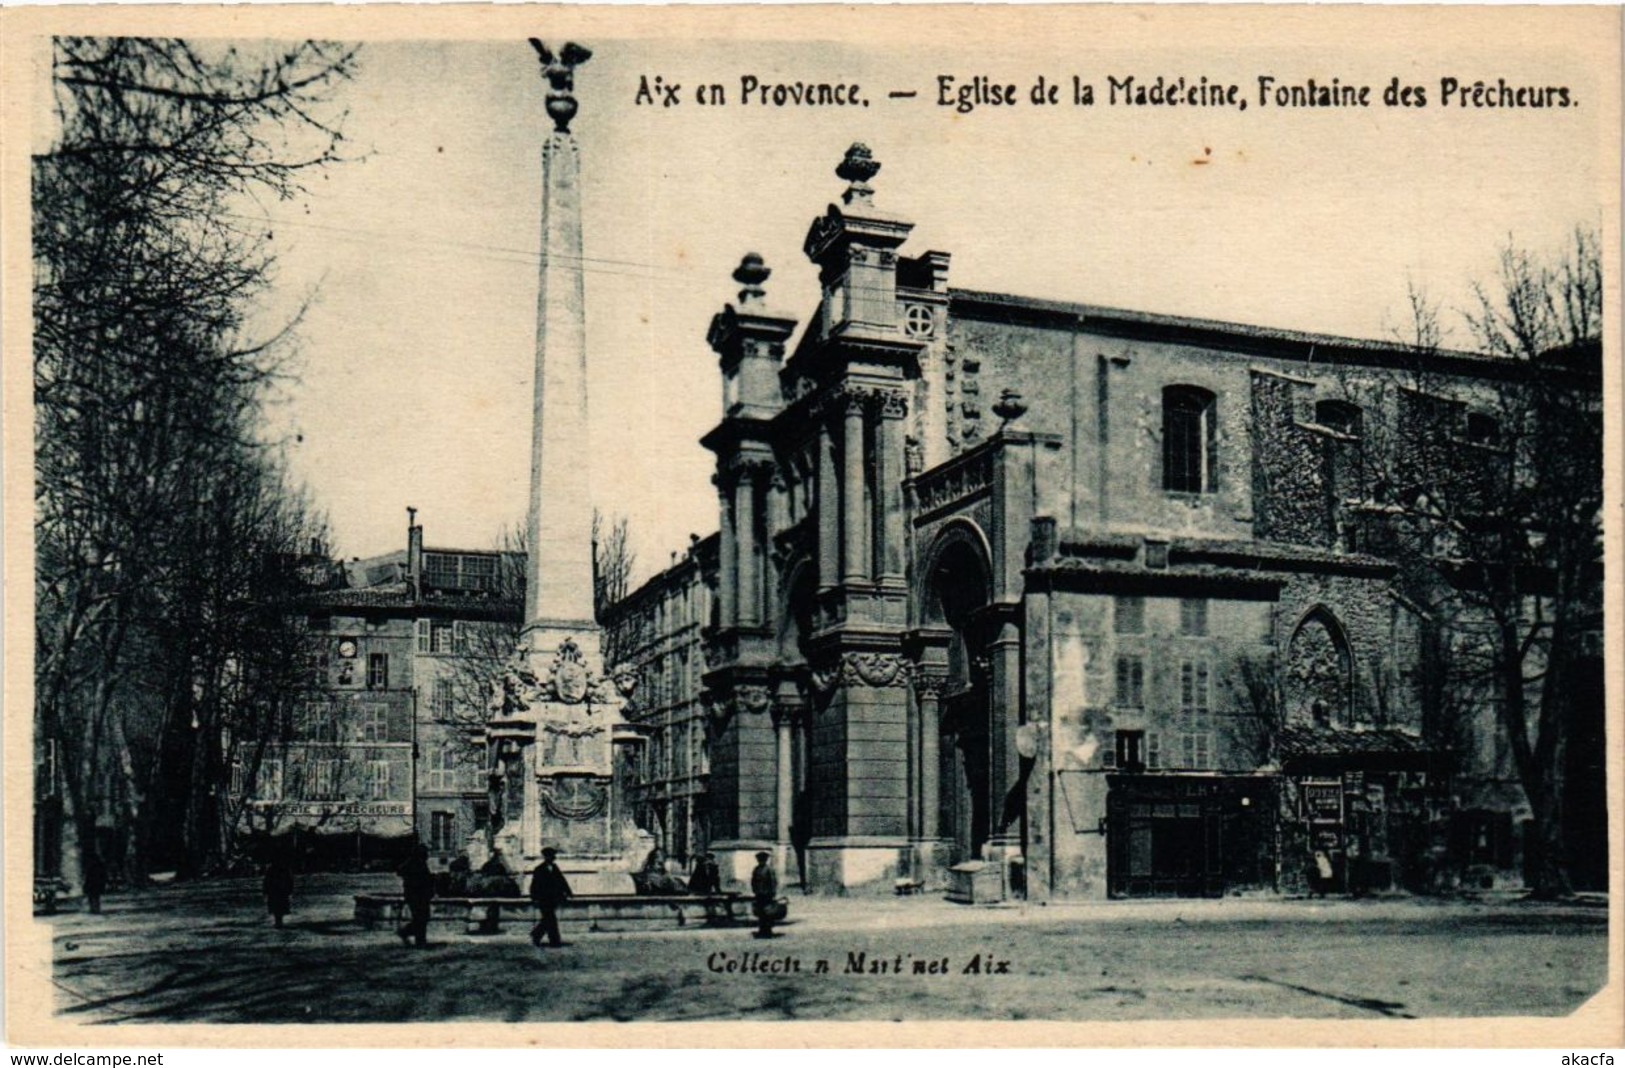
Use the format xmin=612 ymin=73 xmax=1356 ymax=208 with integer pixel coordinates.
xmin=924 ymin=528 xmax=993 ymax=865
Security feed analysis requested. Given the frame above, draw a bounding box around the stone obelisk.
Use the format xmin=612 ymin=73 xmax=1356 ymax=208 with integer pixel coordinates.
xmin=525 ymin=39 xmax=595 ymax=639
xmin=485 ymin=41 xmax=644 ymax=883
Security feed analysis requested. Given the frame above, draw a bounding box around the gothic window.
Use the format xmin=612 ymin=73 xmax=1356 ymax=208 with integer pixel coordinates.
xmin=1162 ymin=385 xmax=1217 ymax=493
xmin=1285 ymin=608 xmax=1352 ymax=727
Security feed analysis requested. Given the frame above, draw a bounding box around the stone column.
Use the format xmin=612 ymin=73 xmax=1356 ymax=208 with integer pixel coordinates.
xmin=917 ymin=679 xmax=943 ymax=840
xmin=734 ymin=468 xmax=759 ymax=629
xmin=818 ymin=421 xmax=840 ymax=592
xmin=841 ymin=392 xmax=869 ymax=585
xmin=773 ymin=705 xmax=795 ymax=847
xmin=876 ymin=392 xmax=908 ymax=583
xmin=717 ymin=484 xmax=737 ymax=628
xmin=986 ymin=616 xmax=1023 ymax=849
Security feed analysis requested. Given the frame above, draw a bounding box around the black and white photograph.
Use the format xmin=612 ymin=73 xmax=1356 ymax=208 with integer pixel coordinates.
xmin=4 ymin=4 xmax=1620 ymax=1047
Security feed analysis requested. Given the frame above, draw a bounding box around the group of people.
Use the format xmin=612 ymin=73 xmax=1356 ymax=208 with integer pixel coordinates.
xmin=389 ymin=842 xmax=573 ymax=948
xmin=245 ymin=841 xmax=786 ymax=945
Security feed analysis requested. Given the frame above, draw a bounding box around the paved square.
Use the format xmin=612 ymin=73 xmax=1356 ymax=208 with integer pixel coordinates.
xmin=45 ymin=875 xmax=1607 ymax=1024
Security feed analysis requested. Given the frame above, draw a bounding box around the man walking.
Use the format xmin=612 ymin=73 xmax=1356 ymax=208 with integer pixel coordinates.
xmin=396 ymin=842 xmax=435 ymax=947
xmin=529 ymin=847 xmax=572 ymax=948
xmin=81 ymin=847 xmax=106 ymax=915
xmin=750 ymin=851 xmax=780 ymax=940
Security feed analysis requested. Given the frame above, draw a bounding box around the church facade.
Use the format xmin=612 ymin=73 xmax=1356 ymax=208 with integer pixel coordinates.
xmin=667 ymin=142 xmax=1602 ymax=899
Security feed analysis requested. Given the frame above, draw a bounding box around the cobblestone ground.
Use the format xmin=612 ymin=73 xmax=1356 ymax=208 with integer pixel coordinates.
xmin=39 ymin=874 xmax=1608 ymax=1024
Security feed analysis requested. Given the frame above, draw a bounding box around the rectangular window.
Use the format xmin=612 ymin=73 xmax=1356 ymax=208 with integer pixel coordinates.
xmin=1114 ymin=596 xmax=1145 ymax=635
xmin=428 ymin=744 xmax=460 ymax=792
xmin=302 ymin=704 xmax=339 ymax=744
xmin=1163 ymin=386 xmax=1217 ymax=493
xmin=359 ymin=704 xmax=389 ymax=743
xmin=473 ymin=802 xmax=490 ymax=833
xmin=1114 ymin=730 xmax=1145 ymax=771
xmin=1179 ymin=732 xmax=1214 ymax=770
xmin=430 ymin=621 xmax=454 ymax=655
xmin=1114 ymin=655 xmax=1145 ymax=708
xmin=367 ymin=759 xmax=390 ymax=800
xmin=415 ymin=619 xmax=431 ymax=653
xmin=1147 ymin=732 xmax=1161 ymax=770
xmin=368 ymin=653 xmax=389 ymax=689
xmin=430 ymin=811 xmax=456 ymax=853
xmin=1180 ymin=598 xmax=1209 ymax=637
xmin=309 ymin=759 xmax=338 ymax=800
xmin=261 ymin=760 xmax=284 ymax=801
xmin=230 ymin=760 xmax=246 ymax=797
xmin=1180 ymin=660 xmax=1212 ymax=725
xmin=433 ymin=677 xmax=455 ymax=718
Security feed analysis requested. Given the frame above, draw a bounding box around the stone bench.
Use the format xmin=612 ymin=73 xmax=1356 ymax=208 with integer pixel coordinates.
xmin=353 ymin=892 xmax=752 ymax=933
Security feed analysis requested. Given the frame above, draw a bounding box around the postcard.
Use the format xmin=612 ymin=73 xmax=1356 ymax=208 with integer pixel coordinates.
xmin=3 ymin=3 xmax=1620 ymax=1050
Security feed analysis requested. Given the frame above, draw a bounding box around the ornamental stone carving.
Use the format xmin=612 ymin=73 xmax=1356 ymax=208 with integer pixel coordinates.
xmin=538 ymin=777 xmax=608 ymax=821
xmin=547 ymin=638 xmax=592 ymax=704
xmin=915 ymin=450 xmax=994 ymax=513
xmin=736 ymin=684 xmax=774 ymax=715
xmin=808 ymin=651 xmax=911 ymax=693
xmin=909 ymin=665 xmax=950 ymax=697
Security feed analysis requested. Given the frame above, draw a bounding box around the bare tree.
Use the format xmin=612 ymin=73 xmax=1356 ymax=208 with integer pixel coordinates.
xmin=1226 ymin=651 xmax=1283 ymax=769
xmin=33 ymin=37 xmax=357 ymax=884
xmin=592 ymin=509 xmax=635 ymax=664
xmin=1358 ymin=230 xmax=1602 ymax=898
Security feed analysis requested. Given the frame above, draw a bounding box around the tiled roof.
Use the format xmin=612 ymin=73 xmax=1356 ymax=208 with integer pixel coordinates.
xmin=949 ymin=287 xmax=1488 ymax=363
xmin=1277 ymin=725 xmax=1432 ymax=760
xmin=300 ymin=583 xmax=521 ymax=619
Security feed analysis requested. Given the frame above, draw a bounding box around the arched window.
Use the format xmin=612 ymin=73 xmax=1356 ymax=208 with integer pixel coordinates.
xmin=1162 ymin=386 xmax=1217 ymax=493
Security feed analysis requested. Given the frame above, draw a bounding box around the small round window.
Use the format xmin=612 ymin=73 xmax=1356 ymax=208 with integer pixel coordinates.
xmin=904 ymin=304 xmax=935 ymax=338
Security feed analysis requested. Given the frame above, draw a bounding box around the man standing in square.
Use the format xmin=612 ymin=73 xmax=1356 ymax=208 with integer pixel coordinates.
xmin=750 ymin=851 xmax=780 ymax=939
xmin=529 ymin=847 xmax=572 ymax=948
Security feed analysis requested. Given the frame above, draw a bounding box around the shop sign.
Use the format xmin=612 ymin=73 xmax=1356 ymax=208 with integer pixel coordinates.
xmin=1302 ymin=782 xmax=1343 ymax=821
xmin=269 ymin=801 xmax=411 ymax=818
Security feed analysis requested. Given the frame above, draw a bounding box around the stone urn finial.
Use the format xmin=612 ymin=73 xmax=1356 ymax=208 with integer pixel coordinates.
xmin=836 ymin=142 xmax=880 ymax=205
xmin=530 ymin=39 xmax=592 ymax=132
xmin=733 ymin=252 xmax=770 ymax=305
xmin=993 ymin=388 xmax=1028 ymax=427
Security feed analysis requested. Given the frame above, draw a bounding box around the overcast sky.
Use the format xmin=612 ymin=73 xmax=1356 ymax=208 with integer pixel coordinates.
xmin=248 ymin=31 xmax=1602 ymax=580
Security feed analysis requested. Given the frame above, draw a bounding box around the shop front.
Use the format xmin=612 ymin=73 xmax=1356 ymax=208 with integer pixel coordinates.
xmin=1106 ymin=775 xmax=1277 ymax=898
